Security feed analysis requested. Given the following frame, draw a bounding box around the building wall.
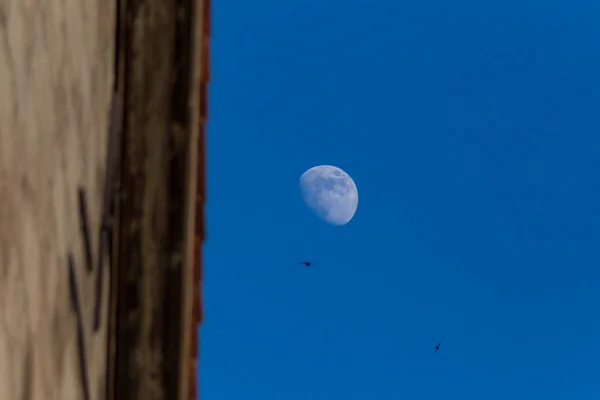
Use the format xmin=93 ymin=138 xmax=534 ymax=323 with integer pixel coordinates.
xmin=0 ymin=0 xmax=116 ymax=399
xmin=111 ymin=0 xmax=205 ymax=398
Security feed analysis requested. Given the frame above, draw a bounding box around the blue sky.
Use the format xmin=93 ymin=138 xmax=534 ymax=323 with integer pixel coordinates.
xmin=201 ymin=1 xmax=600 ymax=398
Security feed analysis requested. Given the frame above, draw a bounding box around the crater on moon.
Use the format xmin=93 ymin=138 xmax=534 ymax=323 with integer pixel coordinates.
xmin=299 ymin=165 xmax=358 ymax=226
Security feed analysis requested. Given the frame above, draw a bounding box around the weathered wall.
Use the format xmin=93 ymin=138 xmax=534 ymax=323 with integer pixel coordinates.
xmin=0 ymin=0 xmax=116 ymax=399
xmin=112 ymin=0 xmax=202 ymax=398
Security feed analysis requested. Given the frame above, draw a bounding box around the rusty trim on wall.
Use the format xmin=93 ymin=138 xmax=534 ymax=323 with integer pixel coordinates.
xmin=189 ymin=0 xmax=210 ymax=397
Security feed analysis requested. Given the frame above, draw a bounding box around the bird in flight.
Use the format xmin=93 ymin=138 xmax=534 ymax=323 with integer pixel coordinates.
xmin=299 ymin=261 xmax=316 ymax=267
xmin=434 ymin=342 xmax=441 ymax=353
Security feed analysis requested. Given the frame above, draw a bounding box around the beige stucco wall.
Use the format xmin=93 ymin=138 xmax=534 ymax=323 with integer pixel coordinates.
xmin=0 ymin=0 xmax=116 ymax=399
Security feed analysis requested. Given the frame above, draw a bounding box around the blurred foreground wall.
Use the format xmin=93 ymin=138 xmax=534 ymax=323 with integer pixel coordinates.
xmin=111 ymin=0 xmax=208 ymax=398
xmin=0 ymin=0 xmax=208 ymax=398
xmin=0 ymin=0 xmax=117 ymax=399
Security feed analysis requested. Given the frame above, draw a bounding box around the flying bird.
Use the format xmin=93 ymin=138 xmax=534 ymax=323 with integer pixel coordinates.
xmin=434 ymin=342 xmax=441 ymax=353
xmin=299 ymin=261 xmax=316 ymax=267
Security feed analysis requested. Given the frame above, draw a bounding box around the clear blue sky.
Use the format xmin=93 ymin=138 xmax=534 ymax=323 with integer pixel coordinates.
xmin=201 ymin=1 xmax=600 ymax=398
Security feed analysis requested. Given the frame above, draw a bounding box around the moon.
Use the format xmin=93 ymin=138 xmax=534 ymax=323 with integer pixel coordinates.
xmin=299 ymin=165 xmax=358 ymax=226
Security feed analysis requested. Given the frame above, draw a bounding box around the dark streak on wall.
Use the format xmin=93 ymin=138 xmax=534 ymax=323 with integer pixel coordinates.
xmin=164 ymin=0 xmax=194 ymax=396
xmin=114 ymin=0 xmax=195 ymax=398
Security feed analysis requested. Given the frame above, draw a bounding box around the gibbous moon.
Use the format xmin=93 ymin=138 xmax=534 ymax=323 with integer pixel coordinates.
xmin=299 ymin=165 xmax=358 ymax=226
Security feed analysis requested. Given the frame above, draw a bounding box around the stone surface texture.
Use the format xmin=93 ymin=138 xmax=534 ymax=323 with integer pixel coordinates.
xmin=0 ymin=0 xmax=116 ymax=399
